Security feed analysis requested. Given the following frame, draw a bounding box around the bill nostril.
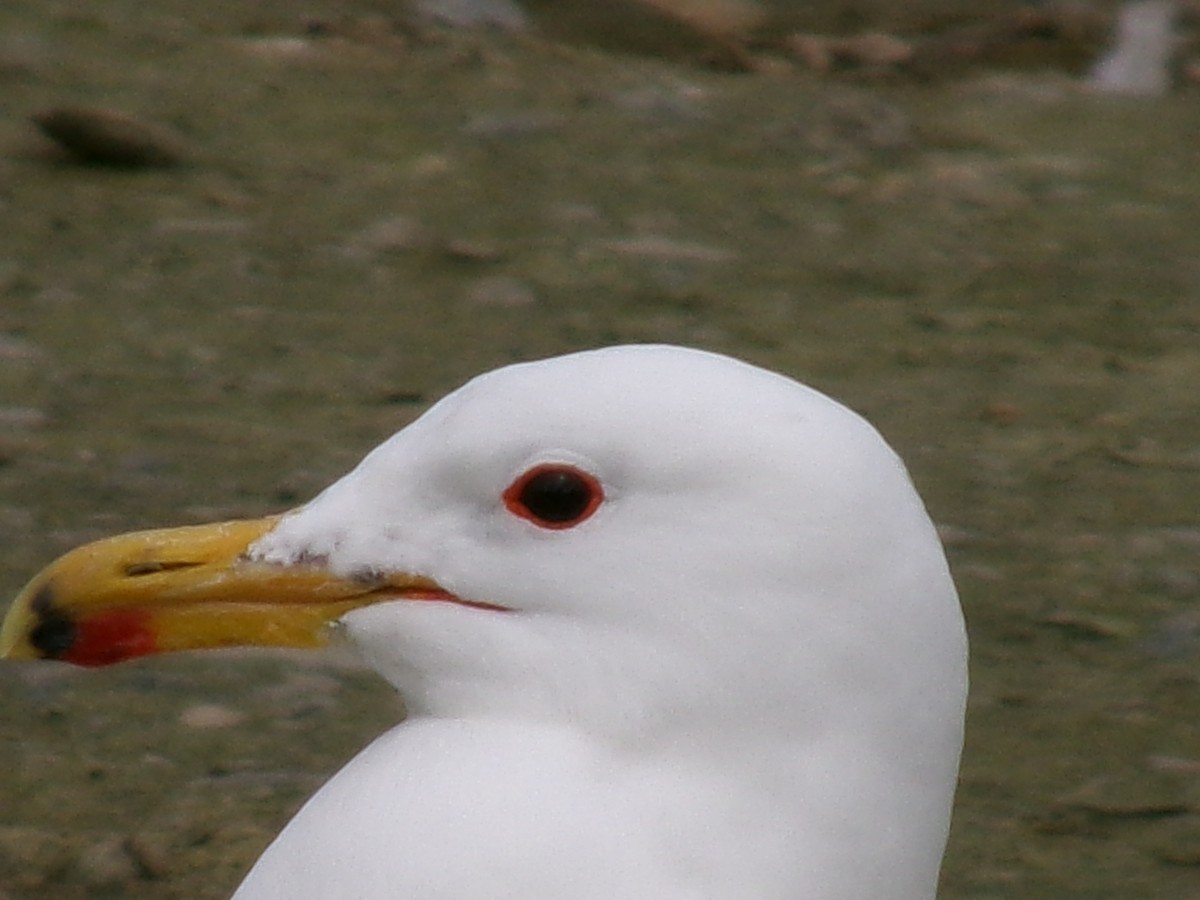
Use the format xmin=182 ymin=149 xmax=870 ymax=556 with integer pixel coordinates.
xmin=124 ymin=560 xmax=201 ymax=577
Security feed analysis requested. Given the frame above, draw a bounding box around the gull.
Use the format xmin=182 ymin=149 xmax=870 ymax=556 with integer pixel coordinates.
xmin=1 ymin=344 xmax=967 ymax=899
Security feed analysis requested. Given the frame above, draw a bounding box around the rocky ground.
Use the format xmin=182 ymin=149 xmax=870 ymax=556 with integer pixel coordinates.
xmin=0 ymin=2 xmax=1198 ymax=897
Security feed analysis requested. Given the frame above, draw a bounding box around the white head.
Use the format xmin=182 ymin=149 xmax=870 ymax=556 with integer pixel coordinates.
xmin=250 ymin=344 xmax=968 ymax=895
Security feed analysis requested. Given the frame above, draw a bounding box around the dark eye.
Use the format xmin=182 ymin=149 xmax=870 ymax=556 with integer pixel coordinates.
xmin=503 ymin=464 xmax=603 ymax=529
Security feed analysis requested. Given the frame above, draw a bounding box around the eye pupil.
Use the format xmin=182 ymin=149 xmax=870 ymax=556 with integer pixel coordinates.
xmin=504 ymin=465 xmax=602 ymax=528
xmin=521 ymin=470 xmax=589 ymax=522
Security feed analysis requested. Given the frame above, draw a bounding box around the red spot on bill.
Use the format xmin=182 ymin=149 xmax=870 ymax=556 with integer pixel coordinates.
xmin=66 ymin=609 xmax=157 ymax=666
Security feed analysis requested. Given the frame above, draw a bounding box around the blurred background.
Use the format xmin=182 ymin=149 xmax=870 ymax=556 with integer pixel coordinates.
xmin=1 ymin=1 xmax=1198 ymax=897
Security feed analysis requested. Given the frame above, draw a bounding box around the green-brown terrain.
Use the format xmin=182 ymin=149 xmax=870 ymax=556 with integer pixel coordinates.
xmin=1 ymin=2 xmax=1198 ymax=897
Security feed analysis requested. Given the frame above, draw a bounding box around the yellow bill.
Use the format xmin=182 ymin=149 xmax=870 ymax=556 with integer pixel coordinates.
xmin=0 ymin=516 xmax=462 ymax=667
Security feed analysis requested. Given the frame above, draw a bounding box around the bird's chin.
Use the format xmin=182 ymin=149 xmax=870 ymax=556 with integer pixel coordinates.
xmin=341 ymin=596 xmax=521 ymax=694
xmin=341 ymin=594 xmax=508 ymax=645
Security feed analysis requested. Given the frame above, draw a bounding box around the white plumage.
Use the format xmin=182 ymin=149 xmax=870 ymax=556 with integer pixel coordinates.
xmin=235 ymin=344 xmax=967 ymax=899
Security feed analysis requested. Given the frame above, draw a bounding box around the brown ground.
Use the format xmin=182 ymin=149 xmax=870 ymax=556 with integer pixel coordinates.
xmin=1 ymin=2 xmax=1198 ymax=897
